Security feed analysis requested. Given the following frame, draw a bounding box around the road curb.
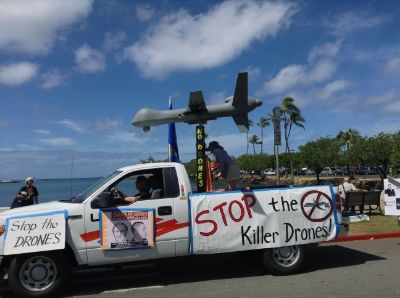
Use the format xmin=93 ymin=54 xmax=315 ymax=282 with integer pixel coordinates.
xmin=332 ymin=231 xmax=400 ymax=242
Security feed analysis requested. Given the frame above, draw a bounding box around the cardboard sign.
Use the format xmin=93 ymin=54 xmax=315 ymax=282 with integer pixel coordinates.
xmin=190 ymin=186 xmax=338 ymax=254
xmin=100 ymin=208 xmax=155 ymax=250
xmin=4 ymin=210 xmax=67 ymax=255
xmin=384 ymin=178 xmax=400 ymax=216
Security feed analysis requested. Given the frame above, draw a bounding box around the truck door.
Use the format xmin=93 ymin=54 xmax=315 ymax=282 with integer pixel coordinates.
xmin=84 ymin=167 xmax=180 ymax=266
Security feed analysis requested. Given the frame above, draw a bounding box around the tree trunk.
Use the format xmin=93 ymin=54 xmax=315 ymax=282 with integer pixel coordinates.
xmin=261 ymin=128 xmax=264 ymax=154
xmin=246 ymin=132 xmax=249 ymax=154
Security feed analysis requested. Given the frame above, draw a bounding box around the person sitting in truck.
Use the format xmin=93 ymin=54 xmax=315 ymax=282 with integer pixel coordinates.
xmin=113 ymin=175 xmax=151 ymax=204
xmin=206 ymin=141 xmax=240 ymax=190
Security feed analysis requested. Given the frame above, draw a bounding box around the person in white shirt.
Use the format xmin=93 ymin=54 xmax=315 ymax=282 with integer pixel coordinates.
xmin=338 ymin=177 xmax=365 ymax=212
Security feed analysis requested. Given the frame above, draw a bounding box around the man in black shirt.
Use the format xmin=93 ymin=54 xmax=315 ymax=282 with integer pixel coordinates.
xmin=12 ymin=177 xmax=39 ymax=208
xmin=114 ymin=176 xmax=151 ymax=204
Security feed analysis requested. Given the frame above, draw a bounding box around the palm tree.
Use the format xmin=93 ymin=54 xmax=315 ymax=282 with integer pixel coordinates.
xmin=246 ymin=119 xmax=254 ymax=154
xmin=277 ymin=97 xmax=305 ymax=154
xmin=336 ymin=128 xmax=361 ymax=151
xmin=336 ymin=128 xmax=361 ymax=175
xmin=274 ymin=97 xmax=305 ymax=176
xmin=248 ymin=134 xmax=260 ymax=155
xmin=257 ymin=116 xmax=270 ymax=153
xmin=287 ymin=112 xmax=305 ymax=151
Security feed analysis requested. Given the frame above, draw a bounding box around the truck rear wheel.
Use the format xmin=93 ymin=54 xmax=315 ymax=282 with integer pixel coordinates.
xmin=8 ymin=251 xmax=70 ymax=297
xmin=262 ymin=245 xmax=306 ymax=275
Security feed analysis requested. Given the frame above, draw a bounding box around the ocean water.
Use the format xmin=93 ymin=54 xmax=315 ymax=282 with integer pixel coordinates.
xmin=0 ymin=178 xmax=101 ymax=207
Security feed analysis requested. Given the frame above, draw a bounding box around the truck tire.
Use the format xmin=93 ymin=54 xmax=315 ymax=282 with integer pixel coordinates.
xmin=262 ymin=245 xmax=306 ymax=275
xmin=8 ymin=251 xmax=70 ymax=297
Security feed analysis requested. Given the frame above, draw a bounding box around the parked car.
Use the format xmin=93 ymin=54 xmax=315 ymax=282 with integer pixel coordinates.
xmin=304 ymin=169 xmax=315 ymax=175
xmin=321 ymin=167 xmax=334 ymax=176
xmin=334 ymin=167 xmax=347 ymax=176
xmin=263 ymin=168 xmax=276 ymax=175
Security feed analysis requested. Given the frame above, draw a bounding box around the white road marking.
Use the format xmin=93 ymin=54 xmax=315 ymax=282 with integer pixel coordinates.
xmin=101 ymin=285 xmax=164 ymax=294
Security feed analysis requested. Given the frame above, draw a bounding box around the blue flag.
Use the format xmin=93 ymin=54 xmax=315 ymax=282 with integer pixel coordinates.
xmin=168 ymin=97 xmax=180 ymax=162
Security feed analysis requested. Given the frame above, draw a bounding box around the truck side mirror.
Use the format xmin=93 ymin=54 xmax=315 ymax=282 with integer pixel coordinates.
xmin=91 ymin=191 xmax=113 ymax=209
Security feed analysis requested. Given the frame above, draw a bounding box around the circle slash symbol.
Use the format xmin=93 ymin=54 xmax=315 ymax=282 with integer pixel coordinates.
xmin=300 ymin=190 xmax=333 ymax=222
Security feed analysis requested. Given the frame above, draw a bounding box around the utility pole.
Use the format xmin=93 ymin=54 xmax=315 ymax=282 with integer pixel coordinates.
xmin=273 ymin=116 xmax=281 ymax=186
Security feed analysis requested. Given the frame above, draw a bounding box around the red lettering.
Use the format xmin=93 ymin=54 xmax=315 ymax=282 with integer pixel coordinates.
xmin=213 ymin=202 xmax=228 ymax=226
xmin=241 ymin=194 xmax=256 ymax=218
xmin=195 ymin=209 xmax=218 ymax=236
xmin=228 ymin=200 xmax=244 ymax=222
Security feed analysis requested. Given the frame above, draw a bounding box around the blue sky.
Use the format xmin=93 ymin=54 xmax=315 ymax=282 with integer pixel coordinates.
xmin=1 ymin=0 xmax=400 ymax=179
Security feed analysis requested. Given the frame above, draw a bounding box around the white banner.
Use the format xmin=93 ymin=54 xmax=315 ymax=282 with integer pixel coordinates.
xmin=4 ymin=210 xmax=67 ymax=255
xmin=190 ymin=186 xmax=339 ymax=254
xmin=384 ymin=178 xmax=400 ymax=216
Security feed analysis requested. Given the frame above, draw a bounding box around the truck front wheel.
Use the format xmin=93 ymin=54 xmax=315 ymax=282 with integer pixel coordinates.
xmin=262 ymin=245 xmax=306 ymax=275
xmin=8 ymin=252 xmax=70 ymax=297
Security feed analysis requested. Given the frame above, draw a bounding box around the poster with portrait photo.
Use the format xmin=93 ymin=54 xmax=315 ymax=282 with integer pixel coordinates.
xmin=100 ymin=208 xmax=155 ymax=250
xmin=384 ymin=178 xmax=400 ymax=216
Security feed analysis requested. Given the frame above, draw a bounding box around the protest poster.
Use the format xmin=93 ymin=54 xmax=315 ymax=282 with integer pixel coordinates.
xmin=100 ymin=208 xmax=155 ymax=250
xmin=4 ymin=210 xmax=68 ymax=255
xmin=190 ymin=186 xmax=338 ymax=254
xmin=384 ymin=178 xmax=400 ymax=216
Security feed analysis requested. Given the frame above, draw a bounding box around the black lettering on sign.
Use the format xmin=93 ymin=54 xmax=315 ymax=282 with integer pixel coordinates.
xmin=196 ymin=125 xmax=206 ymax=192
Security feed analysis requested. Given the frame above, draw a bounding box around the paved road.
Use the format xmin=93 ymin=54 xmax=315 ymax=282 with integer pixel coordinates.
xmin=1 ymin=238 xmax=400 ymax=297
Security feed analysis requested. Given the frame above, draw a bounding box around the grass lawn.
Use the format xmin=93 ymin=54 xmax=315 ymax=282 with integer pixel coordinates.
xmin=347 ymin=214 xmax=400 ymax=234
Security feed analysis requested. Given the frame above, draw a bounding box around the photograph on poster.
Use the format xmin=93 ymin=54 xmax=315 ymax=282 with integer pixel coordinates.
xmin=384 ymin=178 xmax=400 ymax=216
xmin=101 ymin=209 xmax=154 ymax=250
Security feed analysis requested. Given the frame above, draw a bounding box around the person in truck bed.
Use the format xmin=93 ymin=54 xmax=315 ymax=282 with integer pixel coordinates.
xmin=206 ymin=141 xmax=240 ymax=190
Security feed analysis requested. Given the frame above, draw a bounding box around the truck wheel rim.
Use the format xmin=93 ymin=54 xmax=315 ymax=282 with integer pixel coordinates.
xmin=272 ymin=246 xmax=300 ymax=268
xmin=19 ymin=256 xmax=57 ymax=292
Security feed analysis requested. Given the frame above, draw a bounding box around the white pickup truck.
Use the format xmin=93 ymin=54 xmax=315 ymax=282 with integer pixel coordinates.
xmin=0 ymin=162 xmax=346 ymax=297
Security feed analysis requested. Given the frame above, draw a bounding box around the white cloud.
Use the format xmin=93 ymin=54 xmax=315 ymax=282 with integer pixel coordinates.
xmin=208 ymin=91 xmax=227 ymax=104
xmin=75 ymin=44 xmax=106 ymax=73
xmin=308 ymin=39 xmax=342 ymax=62
xmin=263 ymin=64 xmax=305 ymax=94
xmin=385 ymin=57 xmax=400 ymax=76
xmin=34 ymin=129 xmax=51 ymax=135
xmin=55 ymin=119 xmax=85 ymax=133
xmin=262 ymin=40 xmax=341 ymax=95
xmin=94 ymin=118 xmax=123 ymax=131
xmin=319 ymin=80 xmax=352 ymax=100
xmin=365 ymin=90 xmax=399 ymax=107
xmin=40 ymin=69 xmax=65 ymax=89
xmin=123 ymin=0 xmax=297 ymax=79
xmin=308 ymin=59 xmax=337 ymax=82
xmin=106 ymin=131 xmax=148 ymax=143
xmin=0 ymin=62 xmax=39 ymax=86
xmin=246 ymin=66 xmax=262 ymax=79
xmin=135 ymin=3 xmax=155 ymax=22
xmin=38 ymin=137 xmax=76 ymax=146
xmin=0 ymin=0 xmax=93 ymax=54
xmin=326 ymin=11 xmax=387 ymax=36
xmin=103 ymin=31 xmax=126 ymax=52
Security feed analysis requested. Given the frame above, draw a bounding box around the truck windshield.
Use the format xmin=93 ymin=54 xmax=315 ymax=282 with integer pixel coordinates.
xmin=70 ymin=171 xmax=122 ymax=203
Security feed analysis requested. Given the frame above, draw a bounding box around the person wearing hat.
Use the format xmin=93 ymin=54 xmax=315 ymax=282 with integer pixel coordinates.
xmin=206 ymin=141 xmax=240 ymax=190
xmin=11 ymin=177 xmax=39 ymax=208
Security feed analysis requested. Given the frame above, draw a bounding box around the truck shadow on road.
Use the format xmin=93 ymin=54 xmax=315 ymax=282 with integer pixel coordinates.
xmin=66 ymin=245 xmax=384 ymax=297
xmin=0 ymin=245 xmax=386 ymax=297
